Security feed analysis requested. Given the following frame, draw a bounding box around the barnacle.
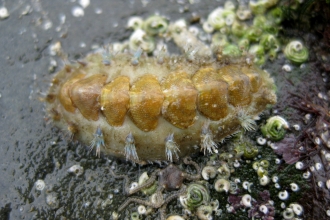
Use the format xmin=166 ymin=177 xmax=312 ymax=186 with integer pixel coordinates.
xmin=129 ymin=29 xmax=155 ymax=53
xmin=268 ymin=7 xmax=283 ymax=24
xmin=211 ymin=33 xmax=229 ymax=48
xmin=143 ymin=15 xmax=168 ymax=36
xmin=207 ymin=8 xmax=226 ymax=30
xmin=201 ymin=166 xmax=217 ymax=180
xmin=236 ymin=5 xmax=252 ymax=21
xmin=214 ymin=178 xmax=230 ymax=193
xmin=196 ymin=205 xmax=213 ymax=220
xmin=253 ymin=15 xmax=278 ymax=34
xmin=284 ymin=40 xmax=309 ymax=64
xmin=89 ymin=126 xmax=105 ymax=158
xmin=245 ymin=27 xmax=262 ymax=42
xmin=127 ymin=16 xmax=143 ymax=30
xmin=217 ymin=162 xmax=231 ymax=179
xmin=179 ymin=183 xmax=210 ymax=211
xmin=249 ymin=0 xmax=279 ymax=15
xmin=260 ymin=34 xmax=280 ymax=51
xmin=261 ymin=115 xmax=289 ymax=141
xmin=248 ymin=44 xmax=266 ymax=66
xmin=222 ymin=44 xmax=241 ymax=57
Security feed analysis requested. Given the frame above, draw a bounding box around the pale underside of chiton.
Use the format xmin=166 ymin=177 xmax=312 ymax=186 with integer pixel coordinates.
xmin=46 ymin=52 xmax=276 ymax=164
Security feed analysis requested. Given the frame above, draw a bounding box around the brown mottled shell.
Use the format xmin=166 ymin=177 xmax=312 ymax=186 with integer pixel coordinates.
xmin=192 ymin=67 xmax=229 ymax=120
xmin=162 ymin=71 xmax=197 ymax=129
xmin=70 ymin=74 xmax=107 ymax=121
xmin=100 ymin=76 xmax=130 ymax=126
xmin=46 ymin=52 xmax=277 ymax=164
xmin=129 ymin=74 xmax=164 ymax=131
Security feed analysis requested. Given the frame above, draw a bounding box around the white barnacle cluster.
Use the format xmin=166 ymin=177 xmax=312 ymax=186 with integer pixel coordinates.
xmin=252 ymin=159 xmax=271 ymax=186
xmin=126 ymin=14 xmax=168 ymax=53
xmin=199 ymin=0 xmax=284 ymax=65
xmin=201 ymin=161 xmax=239 ymax=194
xmin=282 ymin=203 xmax=304 ymax=219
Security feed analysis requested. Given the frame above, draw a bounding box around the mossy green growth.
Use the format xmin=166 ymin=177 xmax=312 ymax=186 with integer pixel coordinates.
xmin=249 ymin=44 xmax=266 ymax=66
xmin=222 ymin=44 xmax=241 ymax=57
xmin=260 ymin=34 xmax=280 ymax=51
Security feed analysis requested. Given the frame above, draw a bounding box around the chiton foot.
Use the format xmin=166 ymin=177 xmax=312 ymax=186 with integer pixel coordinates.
xmin=46 ymin=51 xmax=276 ymax=164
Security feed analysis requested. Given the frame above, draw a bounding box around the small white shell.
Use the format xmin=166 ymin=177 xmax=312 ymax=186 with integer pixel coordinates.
xmin=315 ymin=162 xmax=322 ymax=170
xmin=241 ymin=194 xmax=252 ymax=208
xmin=326 ymin=179 xmax=330 ymax=189
xmin=292 ymin=124 xmax=301 ymax=131
xmin=242 ymin=181 xmax=253 ymax=193
xmin=303 ymin=170 xmax=311 ymax=179
xmin=67 ymin=164 xmax=84 ymax=176
xmin=257 ymin=137 xmax=267 ymax=145
xmin=283 ymin=208 xmax=295 ymax=220
xmin=290 ymin=183 xmax=299 ymax=192
xmin=282 ymin=64 xmax=292 ymax=72
xmin=233 ymin=160 xmax=240 ymax=168
xmin=138 ymin=205 xmax=146 ymax=215
xmin=0 ymin=7 xmax=9 ymax=20
xmin=202 ymin=166 xmax=217 ymax=180
xmin=35 ymin=179 xmax=46 ymax=191
xmin=166 ymin=216 xmax=185 ymax=220
xmin=127 ymin=16 xmax=143 ymax=30
xmin=259 ymin=175 xmax=270 ymax=186
xmin=289 ymin=203 xmax=303 ymax=216
xmin=259 ymin=205 xmax=268 ymax=214
xmin=278 ymin=190 xmax=289 ymax=200
xmin=242 ymin=181 xmax=249 ymax=190
xmin=272 ymin=175 xmax=279 ymax=183
xmin=130 ymin=182 xmax=139 ymax=191
xmin=295 ymin=161 xmax=304 ymax=170
xmin=214 ymin=178 xmax=230 ymax=193
xmin=275 ymin=183 xmax=281 ymax=189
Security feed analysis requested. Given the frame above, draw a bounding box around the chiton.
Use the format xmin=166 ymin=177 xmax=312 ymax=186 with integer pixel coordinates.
xmin=46 ymin=51 xmax=276 ymax=164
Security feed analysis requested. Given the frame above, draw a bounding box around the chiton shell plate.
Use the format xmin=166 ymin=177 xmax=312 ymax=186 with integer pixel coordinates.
xmin=46 ymin=52 xmax=276 ymax=164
